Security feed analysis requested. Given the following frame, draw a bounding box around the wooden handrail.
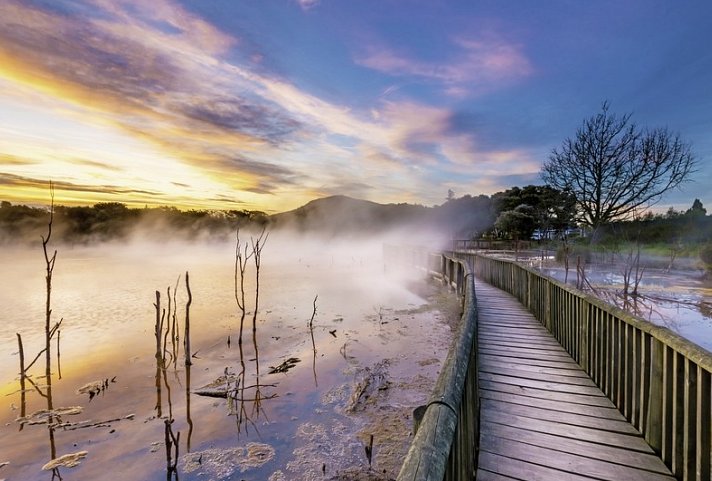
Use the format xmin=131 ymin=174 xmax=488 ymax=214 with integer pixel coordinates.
xmin=462 ymin=252 xmax=711 ymax=481
xmin=385 ymin=246 xmax=479 ymax=481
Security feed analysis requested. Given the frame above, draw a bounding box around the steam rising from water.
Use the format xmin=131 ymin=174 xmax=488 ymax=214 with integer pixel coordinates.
xmin=0 ymin=226 xmax=443 ymax=389
xmin=0 ymin=226 xmax=456 ymax=479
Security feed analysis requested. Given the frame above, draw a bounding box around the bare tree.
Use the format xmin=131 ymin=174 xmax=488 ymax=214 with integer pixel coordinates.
xmin=251 ymin=229 xmax=269 ymax=333
xmin=542 ymin=102 xmax=696 ymax=232
xmin=234 ymin=227 xmax=253 ymax=345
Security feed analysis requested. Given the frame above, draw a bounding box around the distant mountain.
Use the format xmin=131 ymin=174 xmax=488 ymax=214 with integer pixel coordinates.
xmin=268 ymin=194 xmax=496 ymax=238
xmin=268 ymin=195 xmax=428 ymax=234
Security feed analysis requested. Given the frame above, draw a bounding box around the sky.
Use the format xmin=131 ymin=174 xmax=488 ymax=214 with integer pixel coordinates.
xmin=1 ymin=0 xmax=711 ymax=214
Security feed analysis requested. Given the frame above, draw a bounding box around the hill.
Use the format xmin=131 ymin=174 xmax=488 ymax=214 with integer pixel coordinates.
xmin=0 ymin=194 xmax=499 ymax=244
xmin=268 ymin=194 xmax=497 ymax=239
xmin=268 ymin=195 xmax=428 ymax=234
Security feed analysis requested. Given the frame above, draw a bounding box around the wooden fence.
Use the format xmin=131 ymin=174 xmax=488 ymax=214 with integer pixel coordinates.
xmin=463 ymin=252 xmax=711 ymax=481
xmin=385 ymin=246 xmax=480 ymax=481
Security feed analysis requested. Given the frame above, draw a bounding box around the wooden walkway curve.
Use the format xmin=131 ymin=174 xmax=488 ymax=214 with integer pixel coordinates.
xmin=475 ymin=281 xmax=676 ymax=481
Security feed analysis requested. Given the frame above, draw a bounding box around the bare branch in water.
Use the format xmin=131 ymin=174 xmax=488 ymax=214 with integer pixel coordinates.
xmin=251 ymin=228 xmax=269 ymax=332
xmin=184 ymin=271 xmax=192 ymax=366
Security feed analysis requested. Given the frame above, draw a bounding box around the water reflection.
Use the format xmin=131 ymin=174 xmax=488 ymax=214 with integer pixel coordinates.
xmin=15 ymin=326 xmax=64 ymax=480
xmin=153 ymin=277 xmax=188 ymax=480
xmin=164 ymin=418 xmax=180 ymax=480
xmin=149 ymin=269 xmax=287 ymax=479
xmin=228 ymin=330 xmax=278 ymax=437
xmin=185 ymin=362 xmax=193 ymax=452
xmin=13 ymin=212 xmax=70 ymax=479
xmin=2 ymin=236 xmax=435 ymax=479
xmin=308 ymin=294 xmax=319 ymax=387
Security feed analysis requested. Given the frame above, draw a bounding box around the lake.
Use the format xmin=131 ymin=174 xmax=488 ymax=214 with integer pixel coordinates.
xmin=0 ymin=235 xmax=456 ymax=480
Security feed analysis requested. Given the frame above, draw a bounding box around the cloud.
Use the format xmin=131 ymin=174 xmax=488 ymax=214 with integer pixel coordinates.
xmin=0 ymin=0 xmax=305 ymax=194
xmin=355 ymin=34 xmax=532 ymax=97
xmin=178 ymin=96 xmax=303 ymax=145
xmin=70 ymin=158 xmax=124 ymax=172
xmin=0 ymin=153 xmax=37 ymax=166
xmin=296 ymin=0 xmax=321 ymax=10
xmin=0 ymin=0 xmax=540 ymax=210
xmin=0 ymin=172 xmax=161 ymax=197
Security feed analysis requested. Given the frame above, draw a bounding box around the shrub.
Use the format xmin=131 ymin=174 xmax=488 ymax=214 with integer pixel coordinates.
xmin=700 ymin=242 xmax=712 ymax=275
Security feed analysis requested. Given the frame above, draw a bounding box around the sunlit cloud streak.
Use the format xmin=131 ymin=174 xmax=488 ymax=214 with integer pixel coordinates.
xmin=0 ymin=172 xmax=161 ymax=197
xmin=0 ymin=154 xmax=37 ymax=166
xmin=356 ymin=34 xmax=532 ymax=97
xmin=0 ymin=0 xmax=542 ymax=210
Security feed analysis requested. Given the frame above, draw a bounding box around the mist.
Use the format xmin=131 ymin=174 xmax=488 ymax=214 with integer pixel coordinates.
xmin=0 ymin=211 xmax=466 ymax=480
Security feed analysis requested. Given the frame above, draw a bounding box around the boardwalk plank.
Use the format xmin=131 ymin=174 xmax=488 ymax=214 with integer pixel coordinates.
xmin=480 ymin=339 xmax=570 ymax=354
xmin=480 ymin=388 xmax=622 ymax=419
xmin=475 ymin=280 xmax=674 ymax=480
xmin=481 ymin=398 xmax=639 ymax=434
xmin=481 ymin=421 xmax=672 ymax=475
xmin=480 ymin=372 xmax=604 ymax=396
xmin=480 ymin=363 xmax=599 ymax=387
xmin=481 ymin=409 xmax=653 ymax=452
xmin=481 ymin=433 xmax=675 ymax=481
xmin=477 ymin=451 xmax=595 ymax=481
xmin=480 ymin=358 xmax=590 ymax=379
xmin=480 ymin=353 xmax=584 ymax=371
xmin=480 ymin=379 xmax=614 ymax=407
xmin=479 ymin=346 xmax=579 ymax=364
xmin=480 ymin=333 xmax=562 ymax=344
xmin=474 ymin=468 xmax=521 ymax=481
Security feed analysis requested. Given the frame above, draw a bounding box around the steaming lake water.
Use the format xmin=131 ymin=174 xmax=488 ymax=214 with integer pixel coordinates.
xmin=0 ymin=237 xmax=456 ymax=480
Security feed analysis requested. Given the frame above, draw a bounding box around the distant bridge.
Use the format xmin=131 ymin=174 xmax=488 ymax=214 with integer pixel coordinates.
xmin=387 ymin=246 xmax=711 ymax=481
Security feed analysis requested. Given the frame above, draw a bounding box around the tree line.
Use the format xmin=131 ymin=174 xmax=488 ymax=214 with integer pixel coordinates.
xmin=2 ymin=189 xmax=708 ymax=248
xmin=0 ymin=201 xmax=268 ymax=244
xmin=1 ymin=102 xmax=707 ymax=249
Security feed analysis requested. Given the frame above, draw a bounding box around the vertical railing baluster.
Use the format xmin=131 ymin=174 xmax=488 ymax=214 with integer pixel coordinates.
xmin=696 ymin=365 xmax=710 ymax=481
xmin=639 ymin=333 xmax=652 ymax=433
xmin=646 ymin=338 xmax=664 ymax=454
xmin=672 ymin=352 xmax=685 ymax=477
xmin=624 ymin=325 xmax=632 ymax=421
xmin=682 ymin=359 xmax=697 ymax=481
xmin=661 ymin=346 xmax=673 ymax=466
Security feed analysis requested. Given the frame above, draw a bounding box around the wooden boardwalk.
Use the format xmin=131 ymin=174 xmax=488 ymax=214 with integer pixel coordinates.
xmin=475 ymin=281 xmax=675 ymax=481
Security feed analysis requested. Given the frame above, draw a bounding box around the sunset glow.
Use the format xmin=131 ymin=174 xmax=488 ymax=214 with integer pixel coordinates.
xmin=1 ymin=0 xmax=710 ymax=212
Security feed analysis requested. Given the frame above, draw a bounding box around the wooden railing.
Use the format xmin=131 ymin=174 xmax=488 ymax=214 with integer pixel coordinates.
xmin=461 ymin=252 xmax=711 ymax=481
xmin=385 ymin=246 xmax=479 ymax=481
xmin=451 ymin=239 xmax=533 ymax=252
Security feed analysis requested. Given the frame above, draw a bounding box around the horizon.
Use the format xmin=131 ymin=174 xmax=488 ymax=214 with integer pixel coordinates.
xmin=1 ymin=1 xmax=711 ymax=213
xmin=4 ymin=191 xmax=708 ymax=219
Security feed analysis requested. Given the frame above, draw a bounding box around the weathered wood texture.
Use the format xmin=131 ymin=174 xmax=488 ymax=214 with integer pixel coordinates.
xmin=475 ymin=281 xmax=676 ymax=480
xmin=467 ymin=251 xmax=712 ymax=481
xmin=397 ymin=254 xmax=479 ymax=481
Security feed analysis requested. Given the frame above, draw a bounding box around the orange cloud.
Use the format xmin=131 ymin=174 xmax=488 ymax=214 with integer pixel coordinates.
xmin=0 ymin=0 xmax=542 ymax=211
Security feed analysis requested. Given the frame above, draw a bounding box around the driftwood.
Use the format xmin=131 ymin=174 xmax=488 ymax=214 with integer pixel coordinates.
xmin=193 ymin=374 xmax=277 ymax=399
xmin=268 ymin=357 xmax=301 ymax=374
xmin=41 ymin=451 xmax=88 ymax=470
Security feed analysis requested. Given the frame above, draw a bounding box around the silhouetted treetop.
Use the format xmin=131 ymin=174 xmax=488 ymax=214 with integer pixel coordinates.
xmin=542 ymin=102 xmax=697 ymax=230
